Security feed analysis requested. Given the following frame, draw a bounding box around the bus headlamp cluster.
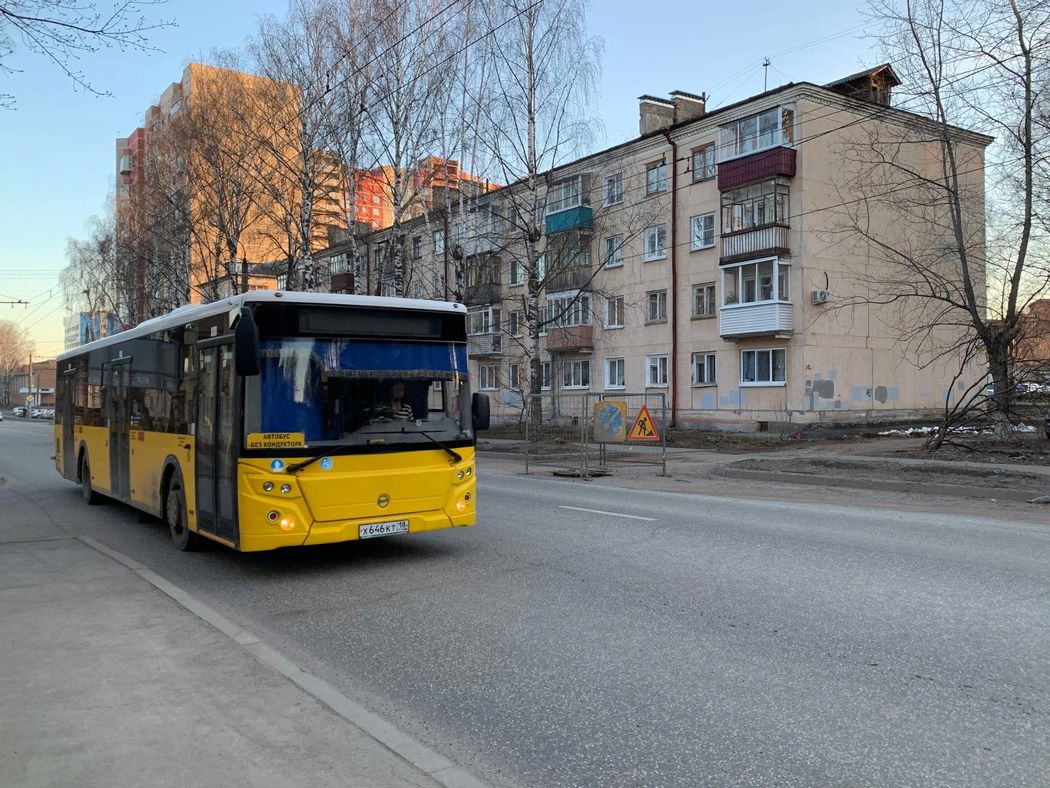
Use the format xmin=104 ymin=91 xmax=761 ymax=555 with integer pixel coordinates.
xmin=262 ymin=481 xmax=294 ymax=494
xmin=455 ymin=466 xmax=473 ymax=481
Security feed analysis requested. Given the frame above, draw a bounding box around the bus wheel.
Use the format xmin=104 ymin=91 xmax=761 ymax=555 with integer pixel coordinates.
xmin=80 ymin=455 xmax=102 ymax=505
xmin=166 ymin=475 xmax=202 ymax=552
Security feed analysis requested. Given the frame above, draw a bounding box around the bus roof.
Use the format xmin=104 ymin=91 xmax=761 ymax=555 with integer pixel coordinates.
xmin=58 ymin=291 xmax=468 ymax=361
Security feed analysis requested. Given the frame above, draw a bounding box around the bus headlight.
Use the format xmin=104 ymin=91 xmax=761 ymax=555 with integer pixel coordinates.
xmin=278 ymin=516 xmax=296 ymax=532
xmin=465 ymin=466 xmax=472 ymax=477
xmin=263 ymin=482 xmax=274 ymax=492
xmin=455 ymin=499 xmax=467 ymax=513
xmin=280 ymin=483 xmax=292 ymax=494
xmin=456 ymin=470 xmax=465 ymax=481
xmin=267 ymin=510 xmax=279 ymax=522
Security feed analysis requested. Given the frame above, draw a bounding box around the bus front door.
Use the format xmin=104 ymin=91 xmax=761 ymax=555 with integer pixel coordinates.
xmin=104 ymin=359 xmax=131 ymax=500
xmin=195 ymin=342 xmax=239 ymax=546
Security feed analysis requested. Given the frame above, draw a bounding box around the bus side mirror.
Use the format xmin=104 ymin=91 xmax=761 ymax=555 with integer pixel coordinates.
xmin=472 ymin=393 xmax=490 ymax=431
xmin=233 ymin=307 xmax=260 ymax=377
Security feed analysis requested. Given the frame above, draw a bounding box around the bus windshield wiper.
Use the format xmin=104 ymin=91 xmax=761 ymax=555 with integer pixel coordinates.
xmin=414 ymin=429 xmax=462 ymax=462
xmin=286 ymin=446 xmax=343 ymax=475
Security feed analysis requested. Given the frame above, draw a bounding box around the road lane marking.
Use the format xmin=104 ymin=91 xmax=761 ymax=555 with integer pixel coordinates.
xmin=558 ymin=505 xmax=656 ymax=521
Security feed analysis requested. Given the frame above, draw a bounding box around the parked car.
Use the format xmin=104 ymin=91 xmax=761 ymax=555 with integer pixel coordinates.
xmin=0 ymin=411 xmax=4 ymax=422
xmin=30 ymin=408 xmax=42 ymax=419
xmin=13 ymin=406 xmax=26 ymax=417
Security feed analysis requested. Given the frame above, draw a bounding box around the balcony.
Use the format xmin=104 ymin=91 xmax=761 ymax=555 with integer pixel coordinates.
xmin=545 ymin=265 xmax=594 ymax=293
xmin=330 ymin=272 xmax=355 ymax=293
xmin=545 ymin=205 xmax=593 ymax=235
xmin=718 ymin=146 xmax=796 ymax=191
xmin=463 ymin=282 xmax=501 ymax=306
xmin=459 ymin=234 xmax=500 ymax=257
xmin=719 ymin=302 xmax=793 ymax=340
xmin=545 ymin=325 xmax=593 ymax=352
xmin=720 ymin=224 xmax=790 ymax=264
xmin=468 ymin=333 xmax=503 ymax=356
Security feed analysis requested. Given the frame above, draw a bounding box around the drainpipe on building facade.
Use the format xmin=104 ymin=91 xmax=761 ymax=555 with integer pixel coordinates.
xmin=661 ymin=130 xmax=679 ymax=427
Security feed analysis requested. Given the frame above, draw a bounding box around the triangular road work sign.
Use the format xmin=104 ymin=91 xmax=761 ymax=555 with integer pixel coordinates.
xmin=627 ymin=404 xmax=660 ymax=442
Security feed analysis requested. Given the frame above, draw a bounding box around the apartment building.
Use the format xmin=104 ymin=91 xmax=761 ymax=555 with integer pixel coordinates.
xmin=325 ymin=64 xmax=992 ymax=428
xmin=115 ymin=63 xmax=348 ymax=318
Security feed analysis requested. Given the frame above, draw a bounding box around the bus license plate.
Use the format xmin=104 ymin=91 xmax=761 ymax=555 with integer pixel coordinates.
xmin=358 ymin=519 xmax=409 ymax=539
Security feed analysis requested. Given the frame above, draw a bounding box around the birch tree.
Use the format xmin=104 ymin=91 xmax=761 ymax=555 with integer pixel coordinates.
xmin=472 ymin=0 xmax=601 ymax=409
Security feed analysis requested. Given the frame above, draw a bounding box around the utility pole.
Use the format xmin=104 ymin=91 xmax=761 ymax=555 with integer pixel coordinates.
xmin=28 ymin=352 xmax=33 ymax=413
xmin=763 ymin=58 xmax=771 ymax=92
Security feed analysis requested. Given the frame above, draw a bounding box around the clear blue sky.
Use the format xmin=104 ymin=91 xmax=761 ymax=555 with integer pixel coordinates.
xmin=0 ymin=0 xmax=874 ymax=355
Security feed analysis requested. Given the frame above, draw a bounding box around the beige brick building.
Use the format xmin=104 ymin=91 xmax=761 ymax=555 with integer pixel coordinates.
xmin=323 ymin=65 xmax=992 ymax=429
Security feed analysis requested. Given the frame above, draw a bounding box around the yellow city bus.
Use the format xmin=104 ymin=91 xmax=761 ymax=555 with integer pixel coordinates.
xmin=54 ymin=292 xmax=489 ymax=551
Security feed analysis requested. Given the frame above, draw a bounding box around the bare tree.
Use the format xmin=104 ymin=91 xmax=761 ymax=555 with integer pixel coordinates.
xmin=832 ymin=0 xmax=1050 ymax=446
xmin=63 ymin=211 xmax=135 ymax=332
xmin=0 ymin=1 xmax=173 ymax=108
xmin=359 ymin=0 xmax=461 ymax=296
xmin=469 ymin=0 xmax=601 ymax=412
xmin=182 ymin=56 xmax=273 ymax=301
xmin=0 ymin=319 xmax=33 ymax=406
xmin=250 ymin=0 xmax=366 ymax=292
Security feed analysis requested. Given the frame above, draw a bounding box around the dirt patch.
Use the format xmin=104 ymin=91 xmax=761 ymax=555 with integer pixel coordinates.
xmin=888 ymin=438 xmax=1050 ymax=467
xmin=730 ymin=456 xmax=1050 ymax=493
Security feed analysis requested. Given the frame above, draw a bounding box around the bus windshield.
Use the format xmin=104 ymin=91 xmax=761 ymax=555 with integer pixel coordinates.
xmin=244 ymin=337 xmax=472 ymax=448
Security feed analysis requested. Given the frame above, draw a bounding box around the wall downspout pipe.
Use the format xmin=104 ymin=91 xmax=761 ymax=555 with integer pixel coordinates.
xmin=662 ymin=130 xmax=679 ymax=428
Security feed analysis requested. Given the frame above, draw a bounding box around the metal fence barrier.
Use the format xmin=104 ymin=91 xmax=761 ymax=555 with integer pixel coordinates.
xmin=522 ymin=392 xmax=667 ymax=477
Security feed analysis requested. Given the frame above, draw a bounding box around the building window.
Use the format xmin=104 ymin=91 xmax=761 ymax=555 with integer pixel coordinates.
xmin=722 ymin=259 xmax=790 ymax=305
xmin=718 ymin=105 xmax=795 ymax=160
xmin=546 ymin=175 xmax=586 ymax=214
xmin=412 ymin=236 xmax=422 ymax=259
xmin=410 ymin=281 xmax=425 ymax=299
xmin=433 ymin=230 xmax=445 ymax=254
xmin=508 ymin=363 xmax=522 ymax=389
xmin=691 ymin=143 xmax=715 ymax=181
xmin=692 ymin=352 xmax=716 ymax=385
xmin=692 ymin=283 xmax=716 ymax=317
xmin=372 ymin=195 xmax=381 ymax=204
xmin=646 ymin=290 xmax=667 ymax=322
xmin=509 ymin=310 xmax=523 ymax=337
xmin=646 ymin=161 xmax=667 ymax=195
xmin=546 ymin=292 xmax=592 ymax=327
xmin=721 ymin=181 xmax=789 ymax=233
xmin=643 ymin=225 xmax=667 ymax=261
xmin=603 ymin=172 xmax=623 ymax=206
xmin=562 ymin=359 xmax=591 ymax=389
xmin=605 ymin=357 xmax=625 ymax=389
xmin=479 ymin=364 xmax=499 ymax=390
xmin=541 ymin=360 xmax=552 ymax=389
xmin=509 ymin=258 xmax=522 ymax=285
xmin=690 ymin=213 xmax=715 ymax=250
xmin=468 ymin=305 xmax=501 ymax=334
xmin=604 ymin=234 xmax=624 ymax=268
xmin=605 ymin=295 xmax=625 ymax=328
xmin=645 ymin=355 xmax=669 ymax=387
xmin=741 ymin=348 xmax=786 ymax=385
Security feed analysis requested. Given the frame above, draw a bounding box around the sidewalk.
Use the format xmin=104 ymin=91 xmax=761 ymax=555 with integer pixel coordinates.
xmin=0 ymin=534 xmax=450 ymax=788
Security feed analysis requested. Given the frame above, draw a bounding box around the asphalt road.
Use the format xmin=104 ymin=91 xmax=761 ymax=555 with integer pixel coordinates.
xmin=3 ymin=418 xmax=1049 ymax=787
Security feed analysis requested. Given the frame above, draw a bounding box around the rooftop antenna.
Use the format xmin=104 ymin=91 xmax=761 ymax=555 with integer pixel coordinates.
xmin=763 ymin=57 xmax=771 ymax=91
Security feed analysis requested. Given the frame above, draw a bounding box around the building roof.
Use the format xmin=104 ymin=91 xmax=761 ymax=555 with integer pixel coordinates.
xmin=824 ymin=63 xmax=901 ymax=90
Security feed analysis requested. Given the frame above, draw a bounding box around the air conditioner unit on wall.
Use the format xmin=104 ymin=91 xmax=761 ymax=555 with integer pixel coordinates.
xmin=811 ymin=289 xmax=830 ymax=305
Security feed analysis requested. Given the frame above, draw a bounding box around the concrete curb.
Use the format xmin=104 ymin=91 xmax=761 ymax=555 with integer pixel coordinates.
xmin=78 ymin=536 xmax=488 ymax=788
xmin=716 ymin=467 xmax=1047 ymax=503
